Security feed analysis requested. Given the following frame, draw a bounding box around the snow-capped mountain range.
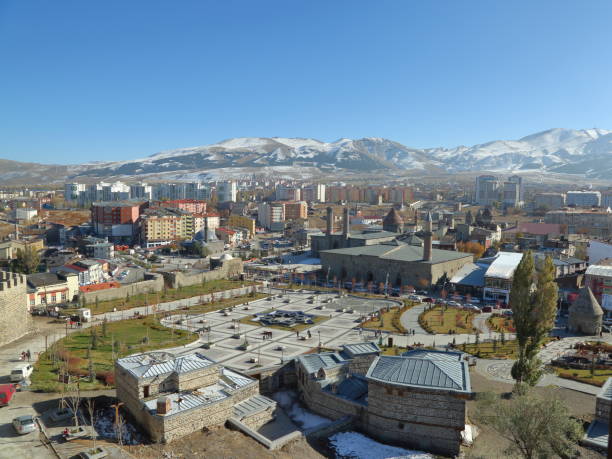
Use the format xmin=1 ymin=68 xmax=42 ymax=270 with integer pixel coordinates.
xmin=2 ymin=128 xmax=612 ymax=184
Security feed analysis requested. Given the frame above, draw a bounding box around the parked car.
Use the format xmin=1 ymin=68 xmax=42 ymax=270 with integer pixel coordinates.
xmin=10 ymin=364 xmax=33 ymax=382
xmin=482 ymin=306 xmax=492 ymax=313
xmin=12 ymin=414 xmax=37 ymax=434
xmin=503 ymin=310 xmax=514 ymax=316
xmin=447 ymin=301 xmax=461 ymax=307
xmin=0 ymin=384 xmax=16 ymax=406
xmin=422 ymin=297 xmax=434 ymax=303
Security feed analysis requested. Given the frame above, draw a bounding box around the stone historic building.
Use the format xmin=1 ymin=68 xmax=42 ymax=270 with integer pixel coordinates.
xmin=320 ymin=239 xmax=473 ymax=288
xmin=115 ymin=351 xmax=276 ymax=443
xmin=568 ymin=287 xmax=603 ymax=335
xmin=295 ymin=345 xmax=471 ymax=457
xmin=0 ymin=271 xmax=33 ymax=347
xmin=310 ymin=207 xmax=398 ymax=257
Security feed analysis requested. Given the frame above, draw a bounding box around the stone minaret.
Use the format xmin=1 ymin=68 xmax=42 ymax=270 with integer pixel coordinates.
xmin=342 ymin=207 xmax=350 ymax=238
xmin=204 ymin=215 xmax=209 ymax=241
xmin=326 ymin=207 xmax=333 ymax=236
xmin=423 ymin=211 xmax=433 ymax=262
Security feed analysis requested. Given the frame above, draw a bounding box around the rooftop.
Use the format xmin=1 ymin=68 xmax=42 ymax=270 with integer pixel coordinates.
xmin=484 ymin=251 xmax=524 ymax=279
xmin=297 ymin=352 xmax=347 ymax=374
xmin=321 ymin=243 xmax=472 ymax=264
xmin=341 ymin=342 xmax=381 ymax=359
xmin=586 ymin=264 xmax=612 ymax=277
xmin=366 ymin=355 xmax=471 ymax=393
xmin=27 ymin=272 xmax=75 ymax=288
xmin=117 ymin=352 xmax=216 ymax=379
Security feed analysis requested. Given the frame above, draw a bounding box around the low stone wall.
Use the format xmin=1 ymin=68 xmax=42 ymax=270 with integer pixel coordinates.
xmin=162 ymin=259 xmax=244 ymax=289
xmin=242 ymin=406 xmax=276 ymax=430
xmin=246 ymin=361 xmax=297 ymax=394
xmin=147 ymin=382 xmax=259 ymax=443
xmin=306 ymin=415 xmax=354 ymax=439
xmin=81 ymin=273 xmax=164 ymax=303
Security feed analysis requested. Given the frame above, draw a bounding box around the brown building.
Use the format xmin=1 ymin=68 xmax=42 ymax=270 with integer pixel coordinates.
xmin=91 ymin=201 xmax=146 ymax=244
xmin=283 ymin=201 xmax=307 ymax=220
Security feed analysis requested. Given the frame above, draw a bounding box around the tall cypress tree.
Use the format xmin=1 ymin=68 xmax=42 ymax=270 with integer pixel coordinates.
xmin=510 ymin=251 xmax=558 ymax=388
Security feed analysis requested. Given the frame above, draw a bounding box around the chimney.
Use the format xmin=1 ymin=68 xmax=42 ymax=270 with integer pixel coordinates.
xmin=156 ymin=396 xmax=171 ymax=415
xmin=326 ymin=207 xmax=333 ymax=236
xmin=423 ymin=211 xmax=433 ymax=262
xmin=342 ymin=207 xmax=349 ymax=238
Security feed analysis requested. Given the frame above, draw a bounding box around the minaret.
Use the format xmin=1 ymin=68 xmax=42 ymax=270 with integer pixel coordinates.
xmin=342 ymin=207 xmax=350 ymax=239
xmin=326 ymin=207 xmax=333 ymax=236
xmin=204 ymin=215 xmax=209 ymax=241
xmin=423 ymin=211 xmax=433 ymax=262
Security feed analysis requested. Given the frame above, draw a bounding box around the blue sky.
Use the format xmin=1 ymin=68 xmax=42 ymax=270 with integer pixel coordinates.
xmin=1 ymin=1 xmax=612 ymax=164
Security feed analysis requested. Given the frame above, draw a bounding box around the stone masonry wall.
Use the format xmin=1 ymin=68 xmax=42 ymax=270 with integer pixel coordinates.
xmin=348 ymin=355 xmax=377 ymax=375
xmin=81 ymin=273 xmax=164 ymax=303
xmin=242 ymin=406 xmax=276 ymax=430
xmin=596 ymin=396 xmax=611 ymax=423
xmin=163 ymin=259 xmax=244 ymax=289
xmin=365 ymin=380 xmax=466 ymax=457
xmin=150 ymin=382 xmax=259 ymax=443
xmin=0 ymin=272 xmax=33 ymax=347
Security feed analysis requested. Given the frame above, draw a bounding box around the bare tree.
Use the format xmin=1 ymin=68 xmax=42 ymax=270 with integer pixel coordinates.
xmin=65 ymin=384 xmax=81 ymax=428
xmin=115 ymin=413 xmax=126 ymax=445
xmin=86 ymin=398 xmax=97 ymax=449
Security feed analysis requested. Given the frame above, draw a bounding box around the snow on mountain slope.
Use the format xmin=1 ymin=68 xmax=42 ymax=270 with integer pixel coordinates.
xmin=34 ymin=128 xmax=612 ymax=181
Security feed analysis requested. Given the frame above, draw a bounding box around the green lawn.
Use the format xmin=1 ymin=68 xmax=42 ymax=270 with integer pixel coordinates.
xmin=488 ymin=315 xmax=516 ymax=333
xmin=420 ymin=306 xmax=476 ymax=334
xmin=555 ymin=368 xmax=612 ymax=387
xmin=462 ymin=339 xmax=520 ymax=358
xmin=31 ymin=317 xmax=196 ymax=392
xmin=239 ymin=309 xmax=329 ymax=332
xmin=86 ymin=279 xmax=256 ymax=314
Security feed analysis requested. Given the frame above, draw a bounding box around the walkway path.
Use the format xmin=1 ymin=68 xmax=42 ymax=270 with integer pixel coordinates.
xmin=399 ymin=304 xmax=428 ymax=335
xmin=472 ymin=313 xmax=492 ymax=335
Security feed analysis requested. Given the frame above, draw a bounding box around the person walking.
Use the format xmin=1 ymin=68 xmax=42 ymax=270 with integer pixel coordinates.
xmin=26 ymin=350 xmax=31 ymax=361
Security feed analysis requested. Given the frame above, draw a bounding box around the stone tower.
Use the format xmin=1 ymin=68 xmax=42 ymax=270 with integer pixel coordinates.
xmin=0 ymin=271 xmax=32 ymax=347
xmin=423 ymin=212 xmax=433 ymax=262
xmin=568 ymin=287 xmax=603 ymax=335
xmin=383 ymin=208 xmax=404 ymax=234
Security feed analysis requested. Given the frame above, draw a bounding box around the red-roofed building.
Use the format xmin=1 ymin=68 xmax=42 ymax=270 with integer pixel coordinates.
xmin=215 ymin=227 xmax=241 ymax=245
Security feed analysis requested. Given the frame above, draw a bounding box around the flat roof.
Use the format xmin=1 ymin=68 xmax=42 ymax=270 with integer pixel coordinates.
xmin=484 ymin=252 xmax=524 ymax=279
xmin=586 ymin=265 xmax=612 ymax=277
xmin=297 ymin=352 xmax=347 ymax=374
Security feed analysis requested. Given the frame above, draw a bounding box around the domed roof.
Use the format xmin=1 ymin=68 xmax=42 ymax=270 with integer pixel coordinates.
xmin=220 ymin=253 xmax=233 ymax=261
xmin=193 ymin=228 xmax=218 ymax=242
xmin=570 ymin=287 xmax=603 ymax=318
xmin=383 ymin=208 xmax=403 ymax=225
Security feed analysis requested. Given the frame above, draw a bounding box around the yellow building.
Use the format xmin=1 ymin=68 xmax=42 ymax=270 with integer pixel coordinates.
xmin=227 ymin=215 xmax=256 ymax=237
xmin=0 ymin=238 xmax=45 ymax=261
xmin=140 ymin=208 xmax=194 ymax=248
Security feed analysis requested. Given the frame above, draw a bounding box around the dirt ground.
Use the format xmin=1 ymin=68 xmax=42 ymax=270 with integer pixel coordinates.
xmin=126 ymin=425 xmax=325 ymax=459
xmin=466 ymin=370 xmax=604 ymax=458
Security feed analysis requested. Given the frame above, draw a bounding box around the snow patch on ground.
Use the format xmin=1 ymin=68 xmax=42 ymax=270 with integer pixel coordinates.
xmin=329 ymin=431 xmax=433 ymax=459
xmin=94 ymin=407 xmax=145 ymax=445
xmin=271 ymin=390 xmax=332 ymax=430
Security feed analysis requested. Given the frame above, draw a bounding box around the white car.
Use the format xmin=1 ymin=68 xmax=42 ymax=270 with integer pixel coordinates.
xmin=10 ymin=364 xmax=33 ymax=382
xmin=447 ymin=301 xmax=461 ymax=307
xmin=12 ymin=415 xmax=37 ymax=434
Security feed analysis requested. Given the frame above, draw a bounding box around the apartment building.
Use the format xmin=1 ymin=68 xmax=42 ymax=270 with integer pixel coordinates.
xmin=283 ymin=201 xmax=307 ymax=220
xmin=475 ymin=175 xmax=499 ymax=206
xmin=567 ymin=191 xmax=601 ymax=207
xmin=545 ymin=209 xmax=612 ymax=237
xmin=91 ymin=202 xmax=146 ymax=244
xmin=258 ymin=202 xmax=285 ymax=231
xmin=302 ymin=183 xmax=326 ymax=202
xmin=217 ymin=181 xmax=237 ymax=202
xmin=140 ymin=208 xmax=194 ymax=248
xmin=534 ymin=192 xmax=566 ymax=210
xmin=162 ymin=199 xmax=207 ymax=214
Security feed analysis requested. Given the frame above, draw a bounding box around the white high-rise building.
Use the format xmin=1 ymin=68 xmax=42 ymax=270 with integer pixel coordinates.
xmin=258 ymin=202 xmax=285 ymax=231
xmin=475 ymin=175 xmax=500 ymax=206
xmin=302 ymin=183 xmax=326 ymax=202
xmin=217 ymin=181 xmax=237 ymax=202
xmin=64 ymin=183 xmax=87 ymax=201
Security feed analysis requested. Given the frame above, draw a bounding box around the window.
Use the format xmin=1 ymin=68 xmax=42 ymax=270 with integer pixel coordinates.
xmin=398 ymin=422 xmax=404 ymax=429
xmin=61 ymin=292 xmax=67 ymax=302
xmin=30 ymin=299 xmax=35 ymax=307
xmin=143 ymin=385 xmax=150 ymax=397
xmin=51 ymin=294 xmax=56 ymax=304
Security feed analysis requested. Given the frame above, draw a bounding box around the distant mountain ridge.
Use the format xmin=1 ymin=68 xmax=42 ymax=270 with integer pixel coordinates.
xmin=2 ymin=128 xmax=612 ymax=184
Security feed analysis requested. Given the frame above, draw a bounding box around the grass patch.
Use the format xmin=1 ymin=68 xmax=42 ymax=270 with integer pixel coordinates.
xmin=86 ymin=279 xmax=256 ymax=314
xmin=419 ymin=306 xmax=476 ymax=334
xmin=239 ymin=309 xmax=329 ymax=332
xmin=488 ymin=314 xmax=515 ymax=333
xmin=555 ymin=368 xmax=612 ymax=387
xmin=31 ymin=316 xmax=196 ymax=392
xmin=361 ymin=304 xmax=413 ymax=333
xmin=461 ymin=336 xmax=555 ymax=358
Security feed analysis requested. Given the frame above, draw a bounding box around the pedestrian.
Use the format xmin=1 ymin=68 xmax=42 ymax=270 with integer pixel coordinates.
xmin=26 ymin=350 xmax=31 ymax=361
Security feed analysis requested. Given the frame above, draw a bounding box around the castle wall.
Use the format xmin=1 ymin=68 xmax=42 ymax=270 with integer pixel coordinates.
xmin=162 ymin=259 xmax=244 ymax=289
xmin=80 ymin=273 xmax=165 ymax=303
xmin=0 ymin=272 xmax=33 ymax=347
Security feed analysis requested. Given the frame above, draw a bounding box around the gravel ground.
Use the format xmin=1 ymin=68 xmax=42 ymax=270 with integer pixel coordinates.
xmin=467 ymin=370 xmax=604 ymax=458
xmin=126 ymin=425 xmax=324 ymax=459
